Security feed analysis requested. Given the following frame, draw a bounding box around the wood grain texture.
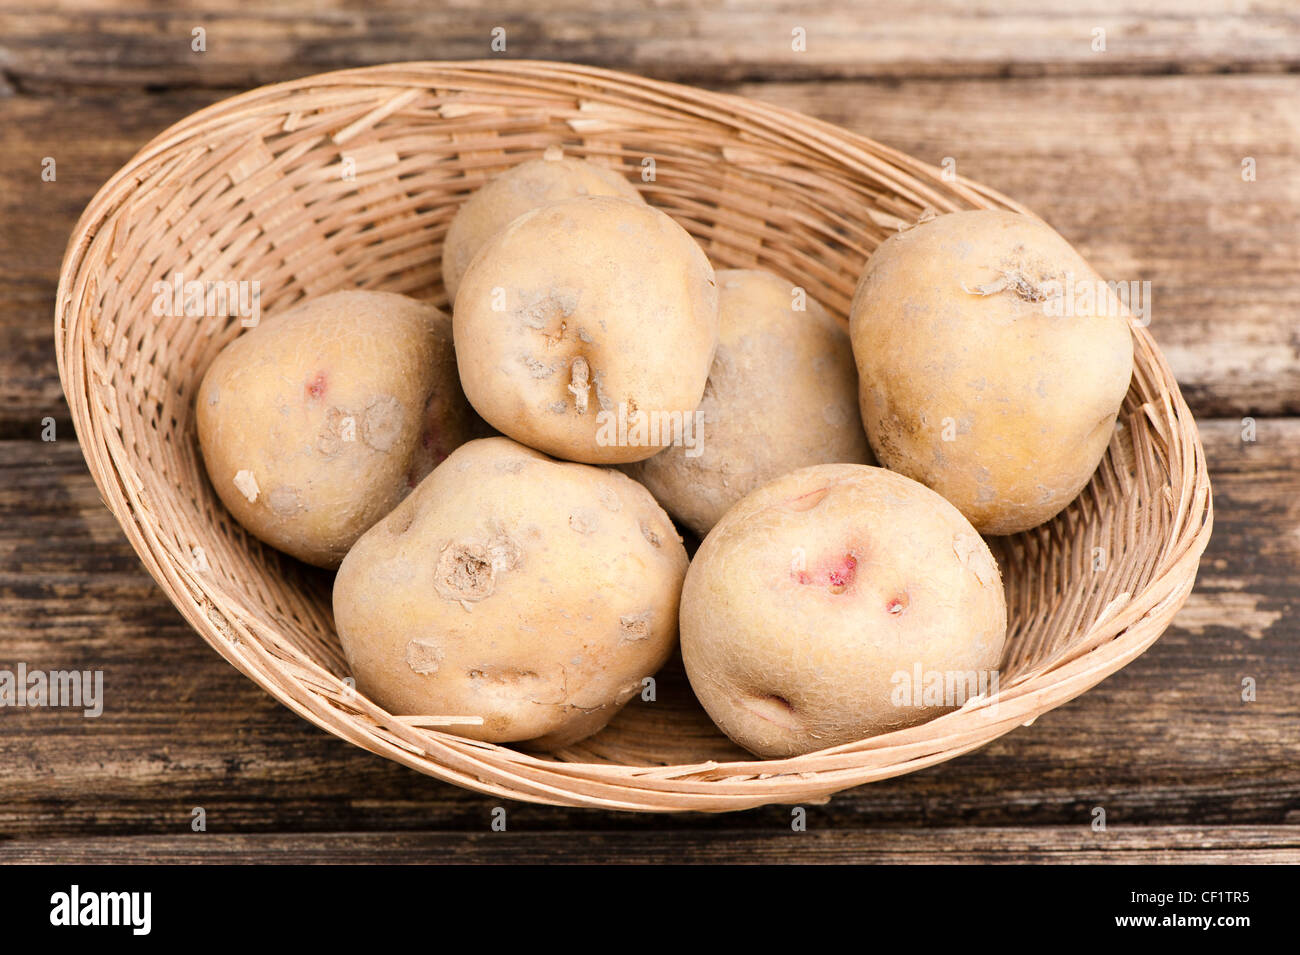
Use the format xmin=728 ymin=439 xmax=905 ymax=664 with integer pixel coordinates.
xmin=2 ymin=827 xmax=1297 ymax=864
xmin=3 ymin=75 xmax=1298 ymax=436
xmin=0 ymin=420 xmax=1294 ymax=837
xmin=2 ymin=1 xmax=1299 ymax=91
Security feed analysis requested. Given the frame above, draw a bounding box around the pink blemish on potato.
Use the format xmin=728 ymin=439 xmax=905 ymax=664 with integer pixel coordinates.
xmin=826 ymin=554 xmax=858 ymax=594
xmin=737 ymin=693 xmax=801 ymax=731
xmin=306 ymin=372 xmax=328 ymax=400
xmin=792 ymin=552 xmax=859 ymax=595
xmin=785 ymin=486 xmax=830 ymax=512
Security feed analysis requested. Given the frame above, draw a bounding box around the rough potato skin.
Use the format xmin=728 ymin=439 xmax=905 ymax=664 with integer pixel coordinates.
xmin=680 ymin=463 xmax=1007 ymax=758
xmin=441 ymin=155 xmax=646 ymax=302
xmin=849 ymin=210 xmax=1134 ymax=535
xmin=625 ymin=269 xmax=872 ymax=536
xmin=453 ymin=195 xmax=719 ymax=464
xmin=333 ymin=436 xmax=688 ymax=749
xmin=196 ymin=290 xmax=480 ymax=568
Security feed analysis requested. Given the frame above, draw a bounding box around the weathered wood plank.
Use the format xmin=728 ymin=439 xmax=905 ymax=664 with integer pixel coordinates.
xmin=2 ymin=2 xmax=1298 ymax=91
xmin=5 ymin=74 xmax=1299 ymax=434
xmin=1 ymin=827 xmax=1296 ymax=864
xmin=0 ymin=90 xmax=222 ymax=438
xmin=0 ymin=419 xmax=1294 ymax=835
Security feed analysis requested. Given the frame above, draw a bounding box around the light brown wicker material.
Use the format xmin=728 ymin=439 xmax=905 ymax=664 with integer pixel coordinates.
xmin=54 ymin=61 xmax=1213 ymax=812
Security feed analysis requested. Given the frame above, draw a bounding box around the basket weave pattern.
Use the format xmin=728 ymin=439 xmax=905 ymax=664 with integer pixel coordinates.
xmin=55 ymin=61 xmax=1213 ymax=811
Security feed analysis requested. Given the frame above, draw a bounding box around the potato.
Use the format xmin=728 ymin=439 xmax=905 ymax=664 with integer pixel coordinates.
xmin=849 ymin=209 xmax=1134 ymax=535
xmin=333 ymin=436 xmax=688 ymax=749
xmin=442 ymin=150 xmax=646 ymax=301
xmin=625 ymin=268 xmax=872 ymax=536
xmin=680 ymin=463 xmax=1007 ymax=758
xmin=453 ymin=195 xmax=719 ymax=464
xmin=196 ymin=290 xmax=480 ymax=568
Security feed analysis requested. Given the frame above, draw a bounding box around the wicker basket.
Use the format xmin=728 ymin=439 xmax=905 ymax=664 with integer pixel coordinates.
xmin=54 ymin=61 xmax=1213 ymax=812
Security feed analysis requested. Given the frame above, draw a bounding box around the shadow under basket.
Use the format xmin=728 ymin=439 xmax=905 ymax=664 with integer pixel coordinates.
xmin=54 ymin=60 xmax=1213 ymax=812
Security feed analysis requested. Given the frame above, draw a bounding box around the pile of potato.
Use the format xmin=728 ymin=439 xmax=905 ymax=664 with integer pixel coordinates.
xmin=196 ymin=149 xmax=1133 ymax=758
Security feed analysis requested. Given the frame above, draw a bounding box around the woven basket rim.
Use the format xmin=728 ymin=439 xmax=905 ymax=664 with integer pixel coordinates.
xmin=54 ymin=60 xmax=1214 ymax=812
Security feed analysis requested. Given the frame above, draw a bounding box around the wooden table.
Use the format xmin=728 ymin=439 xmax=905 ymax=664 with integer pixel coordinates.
xmin=1 ymin=1 xmax=1297 ymax=863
